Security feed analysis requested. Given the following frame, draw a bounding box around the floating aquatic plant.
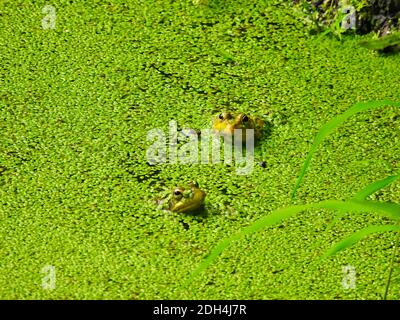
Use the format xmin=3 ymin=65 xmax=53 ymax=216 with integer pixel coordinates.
xmin=291 ymin=100 xmax=400 ymax=199
xmin=182 ymin=100 xmax=400 ymax=299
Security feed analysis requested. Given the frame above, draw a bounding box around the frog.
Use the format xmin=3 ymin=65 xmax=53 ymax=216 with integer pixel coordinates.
xmin=156 ymin=181 xmax=206 ymax=213
xmin=212 ymin=112 xmax=265 ymax=142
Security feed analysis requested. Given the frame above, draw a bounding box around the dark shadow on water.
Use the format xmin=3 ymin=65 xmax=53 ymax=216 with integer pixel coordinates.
xmin=188 ymin=205 xmax=208 ymax=218
xmin=378 ymin=45 xmax=400 ymax=55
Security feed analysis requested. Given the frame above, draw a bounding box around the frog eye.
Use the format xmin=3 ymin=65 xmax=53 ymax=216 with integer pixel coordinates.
xmin=174 ymin=189 xmax=182 ymax=196
xmin=218 ymin=112 xmax=232 ymax=120
xmin=241 ymin=115 xmax=249 ymax=123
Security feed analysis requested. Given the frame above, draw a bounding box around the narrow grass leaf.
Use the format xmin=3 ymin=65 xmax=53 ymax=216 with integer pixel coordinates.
xmin=182 ymin=203 xmax=314 ymax=286
xmin=314 ymin=199 xmax=400 ymax=221
xmin=353 ymin=174 xmax=400 ymax=200
xmin=359 ymin=33 xmax=400 ymax=51
xmin=182 ymin=199 xmax=400 ymax=288
xmin=291 ymin=100 xmax=400 ymax=199
xmin=321 ymin=225 xmax=400 ymax=260
xmin=323 ymin=174 xmax=400 ymax=233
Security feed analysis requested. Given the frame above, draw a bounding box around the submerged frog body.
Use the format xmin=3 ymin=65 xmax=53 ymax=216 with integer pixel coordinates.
xmin=157 ymin=181 xmax=206 ymax=213
xmin=212 ymin=112 xmax=265 ymax=142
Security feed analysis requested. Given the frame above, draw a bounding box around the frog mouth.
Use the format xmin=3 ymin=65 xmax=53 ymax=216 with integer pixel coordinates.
xmin=222 ymin=125 xmax=236 ymax=135
xmin=220 ymin=126 xmax=250 ymax=140
xmin=213 ymin=124 xmax=236 ymax=137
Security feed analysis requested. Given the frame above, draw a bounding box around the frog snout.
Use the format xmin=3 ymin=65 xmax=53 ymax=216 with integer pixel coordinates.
xmin=223 ymin=124 xmax=238 ymax=135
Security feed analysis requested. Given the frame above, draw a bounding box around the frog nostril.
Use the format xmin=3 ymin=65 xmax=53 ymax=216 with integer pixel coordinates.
xmin=218 ymin=113 xmax=224 ymax=120
xmin=174 ymin=189 xmax=182 ymax=196
xmin=241 ymin=115 xmax=249 ymax=123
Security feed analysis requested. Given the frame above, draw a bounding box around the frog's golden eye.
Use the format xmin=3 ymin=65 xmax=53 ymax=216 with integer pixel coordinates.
xmin=173 ymin=188 xmax=184 ymax=200
xmin=218 ymin=112 xmax=232 ymax=121
xmin=241 ymin=115 xmax=249 ymax=123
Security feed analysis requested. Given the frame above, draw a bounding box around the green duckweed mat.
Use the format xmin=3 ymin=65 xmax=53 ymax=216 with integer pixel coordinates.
xmin=0 ymin=0 xmax=399 ymax=299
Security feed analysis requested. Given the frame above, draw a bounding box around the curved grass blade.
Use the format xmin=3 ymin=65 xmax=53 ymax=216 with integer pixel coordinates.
xmin=181 ymin=203 xmax=314 ymax=287
xmin=322 ymin=174 xmax=400 ymax=234
xmin=315 ymin=199 xmax=400 ymax=221
xmin=384 ymin=231 xmax=400 ymax=300
xmin=181 ymin=199 xmax=400 ymax=288
xmin=359 ymin=33 xmax=400 ymax=51
xmin=310 ymin=174 xmax=400 ymax=260
xmin=353 ymin=174 xmax=400 ymax=200
xmin=291 ymin=100 xmax=400 ymax=199
xmin=321 ymin=225 xmax=400 ymax=261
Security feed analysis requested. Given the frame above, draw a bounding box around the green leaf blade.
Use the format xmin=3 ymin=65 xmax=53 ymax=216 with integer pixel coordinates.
xmin=353 ymin=174 xmax=400 ymax=200
xmin=182 ymin=198 xmax=400 ymax=288
xmin=359 ymin=33 xmax=400 ymax=51
xmin=321 ymin=225 xmax=400 ymax=260
xmin=291 ymin=101 xmax=400 ymax=199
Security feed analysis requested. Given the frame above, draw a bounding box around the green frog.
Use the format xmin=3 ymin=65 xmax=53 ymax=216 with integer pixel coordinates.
xmin=212 ymin=112 xmax=265 ymax=142
xmin=156 ymin=181 xmax=206 ymax=213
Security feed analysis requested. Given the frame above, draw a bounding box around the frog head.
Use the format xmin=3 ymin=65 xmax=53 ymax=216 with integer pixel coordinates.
xmin=212 ymin=112 xmax=265 ymax=142
xmin=157 ymin=181 xmax=206 ymax=213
